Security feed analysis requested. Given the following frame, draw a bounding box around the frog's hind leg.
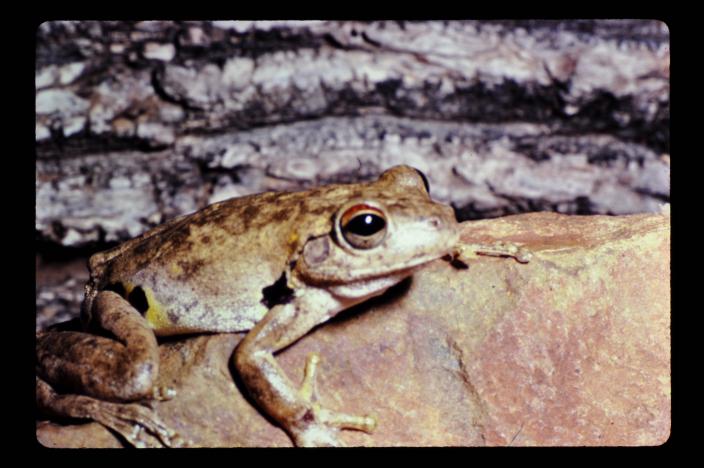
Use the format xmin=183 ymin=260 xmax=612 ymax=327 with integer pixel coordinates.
xmin=37 ymin=291 xmax=161 ymax=401
xmin=36 ymin=291 xmax=182 ymax=447
xmin=36 ymin=377 xmax=183 ymax=448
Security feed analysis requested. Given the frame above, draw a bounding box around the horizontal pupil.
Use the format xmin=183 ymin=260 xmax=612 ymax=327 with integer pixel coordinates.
xmin=345 ymin=213 xmax=385 ymax=236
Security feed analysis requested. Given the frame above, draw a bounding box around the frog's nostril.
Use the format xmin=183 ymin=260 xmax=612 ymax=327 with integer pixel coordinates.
xmin=428 ymin=217 xmax=442 ymax=229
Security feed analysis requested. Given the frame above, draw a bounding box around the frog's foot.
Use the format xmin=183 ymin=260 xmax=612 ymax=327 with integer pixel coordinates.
xmin=454 ymin=241 xmax=532 ymax=265
xmin=290 ymin=353 xmax=376 ymax=447
xmin=88 ymin=399 xmax=187 ymax=448
xmin=37 ymin=378 xmax=186 ymax=448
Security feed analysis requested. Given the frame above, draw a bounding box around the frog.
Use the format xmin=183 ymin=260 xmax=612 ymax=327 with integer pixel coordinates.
xmin=36 ymin=165 xmax=529 ymax=447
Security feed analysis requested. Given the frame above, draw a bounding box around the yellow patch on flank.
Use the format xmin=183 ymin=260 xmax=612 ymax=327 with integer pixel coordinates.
xmin=122 ymin=282 xmax=201 ymax=336
xmin=118 ymin=282 xmax=192 ymax=335
xmin=142 ymin=287 xmax=173 ymax=330
xmin=122 ymin=282 xmax=167 ymax=328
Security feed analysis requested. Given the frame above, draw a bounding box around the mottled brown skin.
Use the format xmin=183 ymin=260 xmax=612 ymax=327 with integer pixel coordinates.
xmin=36 ymin=292 xmax=180 ymax=448
xmin=36 ymin=165 xmax=463 ymax=447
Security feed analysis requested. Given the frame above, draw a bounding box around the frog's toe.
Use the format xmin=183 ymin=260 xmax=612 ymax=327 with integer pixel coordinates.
xmin=291 ymin=424 xmax=345 ymax=447
xmin=299 ymin=352 xmax=321 ymax=400
xmin=96 ymin=401 xmax=186 ymax=448
xmin=128 ymin=426 xmax=164 ymax=448
xmin=455 ymin=241 xmax=532 ymax=264
xmin=318 ymin=407 xmax=377 ymax=433
xmin=128 ymin=425 xmax=187 ymax=448
xmin=149 ymin=385 xmax=178 ymax=402
xmin=289 ymin=407 xmax=376 ymax=447
xmin=295 ymin=352 xmax=377 ymax=442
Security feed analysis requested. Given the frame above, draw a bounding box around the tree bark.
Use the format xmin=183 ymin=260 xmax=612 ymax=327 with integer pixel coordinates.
xmin=36 ymin=20 xmax=670 ymax=327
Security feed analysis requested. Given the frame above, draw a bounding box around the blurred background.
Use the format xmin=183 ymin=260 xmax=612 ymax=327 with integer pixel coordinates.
xmin=36 ymin=20 xmax=670 ymax=329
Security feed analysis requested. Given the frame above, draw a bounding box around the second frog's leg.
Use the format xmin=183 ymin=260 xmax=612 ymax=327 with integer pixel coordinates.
xmin=234 ymin=289 xmax=376 ymax=447
xmin=36 ymin=291 xmax=183 ymax=447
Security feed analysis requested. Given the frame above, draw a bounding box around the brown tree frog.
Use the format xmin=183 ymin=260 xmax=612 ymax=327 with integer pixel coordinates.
xmin=36 ymin=165 xmax=528 ymax=447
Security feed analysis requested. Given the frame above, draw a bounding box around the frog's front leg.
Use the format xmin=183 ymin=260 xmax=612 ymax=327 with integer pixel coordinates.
xmin=36 ymin=291 xmax=183 ymax=447
xmin=453 ymin=241 xmax=532 ymax=265
xmin=235 ymin=289 xmax=376 ymax=447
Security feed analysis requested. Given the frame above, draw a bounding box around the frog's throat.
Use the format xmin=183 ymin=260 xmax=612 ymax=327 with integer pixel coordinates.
xmin=327 ymin=270 xmax=411 ymax=301
xmin=297 ymin=254 xmax=432 ymax=286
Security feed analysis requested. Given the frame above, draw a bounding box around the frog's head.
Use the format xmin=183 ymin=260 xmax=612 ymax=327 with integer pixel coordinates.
xmin=295 ymin=165 xmax=460 ymax=292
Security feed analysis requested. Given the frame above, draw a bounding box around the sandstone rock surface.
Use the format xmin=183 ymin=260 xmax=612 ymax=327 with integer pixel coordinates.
xmin=37 ymin=211 xmax=670 ymax=447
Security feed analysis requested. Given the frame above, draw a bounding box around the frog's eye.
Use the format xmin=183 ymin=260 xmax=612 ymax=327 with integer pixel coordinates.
xmin=339 ymin=204 xmax=387 ymax=249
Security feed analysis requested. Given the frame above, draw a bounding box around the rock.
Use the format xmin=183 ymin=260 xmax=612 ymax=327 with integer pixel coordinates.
xmin=36 ymin=211 xmax=670 ymax=446
xmin=36 ymin=421 xmax=123 ymax=448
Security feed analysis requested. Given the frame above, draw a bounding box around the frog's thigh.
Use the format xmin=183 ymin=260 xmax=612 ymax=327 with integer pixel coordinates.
xmin=36 ymin=291 xmax=159 ymax=402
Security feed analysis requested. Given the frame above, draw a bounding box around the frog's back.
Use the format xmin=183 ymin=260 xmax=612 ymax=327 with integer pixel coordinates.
xmin=86 ymin=191 xmax=305 ymax=335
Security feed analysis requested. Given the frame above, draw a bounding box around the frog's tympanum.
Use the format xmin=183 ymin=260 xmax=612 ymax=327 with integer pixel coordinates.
xmin=36 ymin=165 xmax=526 ymax=447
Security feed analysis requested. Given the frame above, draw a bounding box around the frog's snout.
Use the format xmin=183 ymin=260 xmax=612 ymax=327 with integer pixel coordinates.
xmin=421 ymin=209 xmax=459 ymax=237
xmin=426 ymin=216 xmax=446 ymax=230
xmin=428 ymin=204 xmax=459 ymax=231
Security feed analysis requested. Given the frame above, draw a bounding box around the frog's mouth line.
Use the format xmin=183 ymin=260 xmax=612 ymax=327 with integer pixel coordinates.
xmin=297 ymin=255 xmax=438 ymax=287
